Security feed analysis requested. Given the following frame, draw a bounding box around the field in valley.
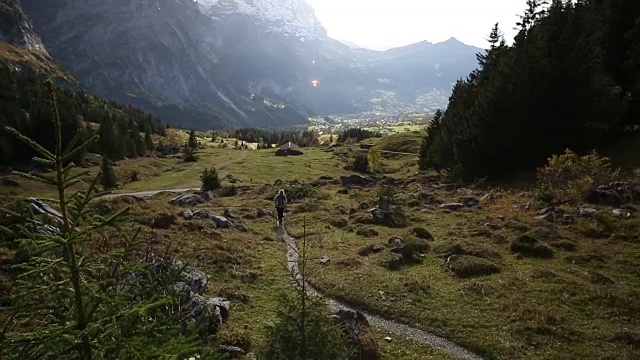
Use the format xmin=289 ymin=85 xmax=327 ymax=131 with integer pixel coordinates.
xmin=1 ymin=132 xmax=639 ymax=359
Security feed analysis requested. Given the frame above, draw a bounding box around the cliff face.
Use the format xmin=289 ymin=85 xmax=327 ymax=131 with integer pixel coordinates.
xmin=0 ymin=0 xmax=45 ymax=50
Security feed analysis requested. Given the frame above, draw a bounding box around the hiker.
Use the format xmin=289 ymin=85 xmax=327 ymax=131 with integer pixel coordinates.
xmin=274 ymin=189 xmax=288 ymax=226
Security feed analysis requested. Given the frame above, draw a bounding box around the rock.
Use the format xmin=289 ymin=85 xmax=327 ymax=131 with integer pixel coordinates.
xmin=560 ymin=214 xmax=575 ymax=224
xmin=219 ymin=345 xmax=245 ymax=358
xmin=538 ymin=207 xmax=555 ymax=216
xmin=578 ymin=206 xmax=599 ymax=218
xmin=387 ymin=237 xmax=404 ymax=246
xmin=510 ymin=234 xmax=554 ymax=259
xmin=412 ymin=227 xmax=434 ymax=240
xmin=383 ymin=337 xmax=392 ymax=342
xmin=223 ymin=208 xmax=237 ymax=219
xmin=440 ymin=203 xmax=465 ymax=211
xmin=480 ymin=193 xmax=499 ymax=204
xmin=330 ymin=218 xmax=349 ymax=228
xmin=340 ymin=174 xmax=374 ymax=186
xmin=208 ymin=297 xmax=231 ymax=323
xmin=316 ymin=175 xmax=334 ymax=181
xmin=170 ymin=192 xmax=210 ymax=207
xmin=585 ymin=181 xmax=638 ymax=206
xmin=143 ymin=254 xmax=226 ymax=335
xmin=371 ymin=244 xmax=385 ymax=253
xmin=417 ymin=192 xmax=442 ymax=205
xmin=1 ymin=178 xmax=20 ymax=187
xmin=193 ymin=210 xmax=212 ymax=219
xmin=182 ymin=210 xmax=194 ymax=220
xmin=332 ymin=310 xmax=379 ymax=360
xmin=460 ymin=197 xmax=480 ymax=209
xmin=537 ymin=212 xmax=555 ymax=222
xmin=369 ymin=208 xmax=385 ymax=224
xmin=26 ymin=198 xmax=64 ymax=224
xmin=320 ymin=256 xmax=330 ymax=264
xmin=151 ymin=213 xmax=176 ymax=229
xmin=211 ymin=215 xmax=233 ymax=228
xmin=256 ymin=208 xmax=274 ymax=218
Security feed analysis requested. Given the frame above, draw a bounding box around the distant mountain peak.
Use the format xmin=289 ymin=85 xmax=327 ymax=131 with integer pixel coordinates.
xmin=198 ymin=0 xmax=326 ymax=41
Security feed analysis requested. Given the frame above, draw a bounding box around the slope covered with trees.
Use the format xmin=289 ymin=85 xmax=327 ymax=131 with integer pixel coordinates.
xmin=421 ymin=0 xmax=640 ymax=181
xmin=0 ymin=63 xmax=167 ymax=165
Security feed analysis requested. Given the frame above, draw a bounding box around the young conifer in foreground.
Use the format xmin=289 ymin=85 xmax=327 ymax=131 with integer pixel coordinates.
xmin=0 ymin=80 xmax=216 ymax=360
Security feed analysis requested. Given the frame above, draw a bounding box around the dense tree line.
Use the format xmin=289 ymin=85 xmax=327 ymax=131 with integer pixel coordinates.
xmin=421 ymin=0 xmax=640 ymax=181
xmin=233 ymin=128 xmax=319 ymax=147
xmin=0 ymin=65 xmax=167 ymax=165
xmin=337 ymin=128 xmax=381 ymax=143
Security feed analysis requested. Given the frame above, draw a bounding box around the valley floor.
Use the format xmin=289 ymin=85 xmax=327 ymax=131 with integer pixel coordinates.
xmin=1 ymin=139 xmax=639 ymax=359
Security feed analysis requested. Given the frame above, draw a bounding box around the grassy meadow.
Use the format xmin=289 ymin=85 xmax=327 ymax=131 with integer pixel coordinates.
xmin=1 ymin=131 xmax=639 ymax=359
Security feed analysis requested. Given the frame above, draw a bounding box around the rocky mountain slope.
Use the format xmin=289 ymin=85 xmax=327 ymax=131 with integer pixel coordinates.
xmin=18 ymin=0 xmax=481 ymax=129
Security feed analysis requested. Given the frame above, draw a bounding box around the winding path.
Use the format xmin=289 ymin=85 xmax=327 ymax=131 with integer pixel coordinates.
xmin=278 ymin=226 xmax=485 ymax=360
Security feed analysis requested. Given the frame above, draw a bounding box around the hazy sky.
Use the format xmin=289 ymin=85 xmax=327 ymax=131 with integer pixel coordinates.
xmin=305 ymin=0 xmax=526 ymax=50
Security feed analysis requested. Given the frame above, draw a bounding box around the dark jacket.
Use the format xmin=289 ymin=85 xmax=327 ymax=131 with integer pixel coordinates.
xmin=274 ymin=193 xmax=287 ymax=208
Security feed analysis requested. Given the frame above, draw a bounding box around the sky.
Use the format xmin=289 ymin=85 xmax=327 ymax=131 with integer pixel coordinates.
xmin=305 ymin=0 xmax=527 ymax=50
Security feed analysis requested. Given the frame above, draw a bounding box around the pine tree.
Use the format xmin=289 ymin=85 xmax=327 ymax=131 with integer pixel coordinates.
xmin=200 ymin=167 xmax=221 ymax=191
xmin=100 ymin=156 xmax=117 ymax=190
xmin=144 ymin=130 xmax=155 ymax=151
xmin=188 ymin=129 xmax=197 ymax=149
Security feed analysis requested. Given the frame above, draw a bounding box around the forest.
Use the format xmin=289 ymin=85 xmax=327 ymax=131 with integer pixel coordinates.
xmin=420 ymin=0 xmax=640 ymax=181
xmin=0 ymin=64 xmax=167 ymax=165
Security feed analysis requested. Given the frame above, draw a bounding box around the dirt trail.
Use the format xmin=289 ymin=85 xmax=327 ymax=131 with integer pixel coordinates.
xmin=279 ymin=226 xmax=485 ymax=360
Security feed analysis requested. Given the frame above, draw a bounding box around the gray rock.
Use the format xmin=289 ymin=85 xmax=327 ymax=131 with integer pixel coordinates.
xmin=578 ymin=207 xmax=599 ymax=218
xmin=211 ymin=215 xmax=232 ymax=228
xmin=182 ymin=209 xmax=194 ymax=220
xmin=332 ymin=309 xmax=379 ymax=360
xmin=193 ymin=210 xmax=212 ymax=219
xmin=170 ymin=193 xmax=207 ymax=207
xmin=208 ymin=297 xmax=231 ymax=323
xmin=26 ymin=198 xmax=63 ymax=223
xmin=219 ymin=345 xmax=245 ymax=358
xmin=256 ymin=208 xmax=274 ymax=218
xmin=440 ymin=203 xmax=465 ymax=211
xmin=320 ymin=256 xmax=330 ymax=264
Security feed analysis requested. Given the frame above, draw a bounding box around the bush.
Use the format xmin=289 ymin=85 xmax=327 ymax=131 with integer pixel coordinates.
xmin=184 ymin=142 xmax=198 ymax=162
xmin=216 ymin=185 xmax=237 ymax=197
xmin=376 ymin=186 xmax=406 ymax=227
xmin=536 ymin=149 xmax=619 ymax=205
xmin=201 ymin=167 xmax=221 ymax=191
xmin=510 ymin=234 xmax=555 ymax=258
xmin=448 ymin=255 xmax=501 ymax=278
xmin=129 ymin=170 xmax=140 ymax=182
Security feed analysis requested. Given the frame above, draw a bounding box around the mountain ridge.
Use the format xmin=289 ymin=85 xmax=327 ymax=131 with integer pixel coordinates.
xmin=16 ymin=0 xmax=482 ymax=129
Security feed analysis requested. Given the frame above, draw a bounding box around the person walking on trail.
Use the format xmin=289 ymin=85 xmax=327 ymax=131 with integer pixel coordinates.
xmin=274 ymin=189 xmax=288 ymax=226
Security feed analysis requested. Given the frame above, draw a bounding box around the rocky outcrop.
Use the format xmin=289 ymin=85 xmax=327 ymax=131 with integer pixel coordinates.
xmin=332 ymin=309 xmax=379 ymax=360
xmin=0 ymin=0 xmax=45 ymax=50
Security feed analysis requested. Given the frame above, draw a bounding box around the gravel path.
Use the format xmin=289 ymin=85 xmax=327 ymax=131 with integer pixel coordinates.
xmin=279 ymin=226 xmax=485 ymax=360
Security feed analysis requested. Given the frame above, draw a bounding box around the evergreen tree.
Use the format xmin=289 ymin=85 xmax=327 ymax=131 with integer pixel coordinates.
xmin=200 ymin=167 xmax=221 ymax=191
xmin=100 ymin=156 xmax=117 ymax=190
xmin=144 ymin=130 xmax=155 ymax=151
xmin=188 ymin=129 xmax=198 ymax=150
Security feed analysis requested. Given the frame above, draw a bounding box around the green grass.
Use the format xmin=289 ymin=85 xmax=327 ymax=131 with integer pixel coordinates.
xmin=5 ymin=141 xmax=640 ymax=359
xmin=373 ymin=132 xmax=425 ymax=154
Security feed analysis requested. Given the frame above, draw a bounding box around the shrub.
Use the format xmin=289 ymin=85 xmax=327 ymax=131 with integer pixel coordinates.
xmin=448 ymin=255 xmax=501 ymax=278
xmin=376 ymin=186 xmax=406 ymax=227
xmin=129 ymin=170 xmax=140 ymax=182
xmin=184 ymin=141 xmax=198 ymax=162
xmin=201 ymin=166 xmax=221 ymax=191
xmin=216 ymin=184 xmax=237 ymax=197
xmin=536 ymin=149 xmax=619 ymax=205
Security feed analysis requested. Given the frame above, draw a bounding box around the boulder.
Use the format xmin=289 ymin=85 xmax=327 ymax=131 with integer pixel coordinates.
xmin=585 ymin=182 xmax=638 ymax=206
xmin=256 ymin=208 xmax=274 ymax=218
xmin=223 ymin=208 xmax=237 ymax=219
xmin=412 ymin=227 xmax=434 ymax=241
xmin=211 ymin=215 xmax=233 ymax=228
xmin=151 ymin=213 xmax=176 ymax=229
xmin=193 ymin=210 xmax=212 ymax=219
xmin=182 ymin=210 xmax=194 ymax=220
xmin=170 ymin=193 xmax=208 ymax=207
xmin=332 ymin=310 xmax=379 ymax=360
xmin=26 ymin=198 xmax=64 ymax=224
xmin=460 ymin=197 xmax=480 ymax=209
xmin=578 ymin=206 xmax=599 ymax=218
xmin=440 ymin=203 xmax=465 ymax=211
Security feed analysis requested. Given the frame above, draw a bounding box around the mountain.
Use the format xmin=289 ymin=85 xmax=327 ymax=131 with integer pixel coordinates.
xmin=18 ymin=0 xmax=482 ymax=129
